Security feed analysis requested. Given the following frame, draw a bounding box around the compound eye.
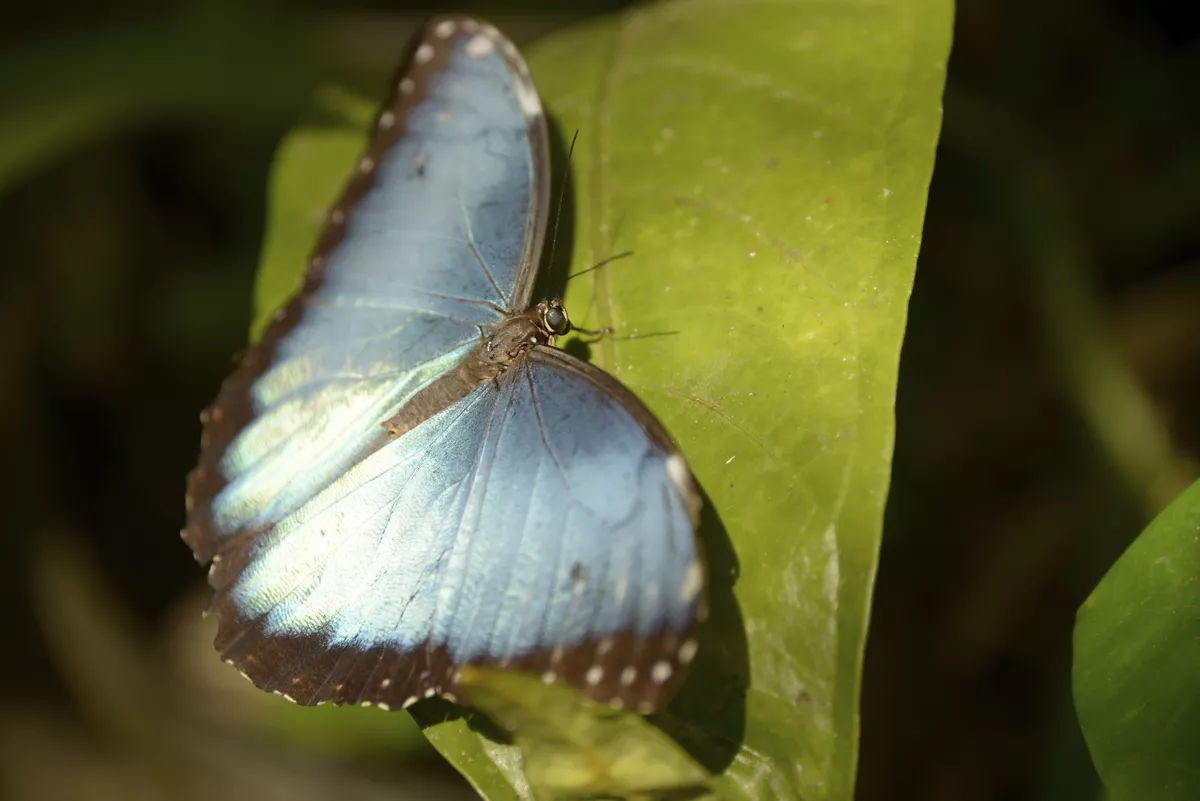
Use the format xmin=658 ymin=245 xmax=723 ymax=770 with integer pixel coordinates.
xmin=545 ymin=305 xmax=568 ymax=334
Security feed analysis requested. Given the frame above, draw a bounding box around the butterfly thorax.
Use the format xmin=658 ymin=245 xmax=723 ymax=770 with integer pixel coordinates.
xmin=383 ymin=298 xmax=571 ymax=439
xmin=482 ymin=297 xmax=570 ymax=365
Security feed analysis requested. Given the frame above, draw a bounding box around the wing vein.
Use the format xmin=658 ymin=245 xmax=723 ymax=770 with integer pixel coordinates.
xmin=490 ymin=439 xmax=541 ymax=663
xmin=524 ymin=367 xmax=574 ymax=495
xmin=428 ymin=382 xmax=507 ymax=664
xmin=456 ymin=168 xmax=509 ymax=309
xmin=455 ymin=379 xmax=529 ymax=665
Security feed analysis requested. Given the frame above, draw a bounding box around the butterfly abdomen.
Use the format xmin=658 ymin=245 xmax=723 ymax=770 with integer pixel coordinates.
xmin=383 ymin=307 xmax=546 ymax=438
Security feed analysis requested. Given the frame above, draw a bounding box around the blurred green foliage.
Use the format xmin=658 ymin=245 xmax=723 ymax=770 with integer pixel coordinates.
xmin=1073 ymin=478 xmax=1200 ymax=801
xmin=3 ymin=0 xmax=1199 ymax=800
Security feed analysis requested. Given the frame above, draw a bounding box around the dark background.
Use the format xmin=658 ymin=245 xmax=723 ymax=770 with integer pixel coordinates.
xmin=2 ymin=1 xmax=1197 ymax=799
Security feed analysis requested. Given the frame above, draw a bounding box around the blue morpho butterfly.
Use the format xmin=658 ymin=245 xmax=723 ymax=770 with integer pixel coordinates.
xmin=183 ymin=15 xmax=705 ymax=716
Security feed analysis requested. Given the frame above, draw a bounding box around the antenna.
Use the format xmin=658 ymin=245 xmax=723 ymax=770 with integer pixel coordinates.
xmin=568 ymin=250 xmax=634 ymax=280
xmin=545 ymin=130 xmax=579 ymax=280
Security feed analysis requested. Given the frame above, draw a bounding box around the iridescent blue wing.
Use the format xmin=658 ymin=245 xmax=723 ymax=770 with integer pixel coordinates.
xmin=212 ymin=346 xmax=704 ymax=713
xmin=185 ymin=15 xmax=548 ymax=562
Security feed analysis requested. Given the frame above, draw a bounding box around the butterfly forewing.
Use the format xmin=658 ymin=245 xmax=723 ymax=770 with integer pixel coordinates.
xmin=185 ymin=15 xmax=549 ymax=565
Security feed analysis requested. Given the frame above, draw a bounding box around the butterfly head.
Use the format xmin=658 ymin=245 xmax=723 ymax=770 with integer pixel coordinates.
xmin=535 ymin=298 xmax=571 ymax=339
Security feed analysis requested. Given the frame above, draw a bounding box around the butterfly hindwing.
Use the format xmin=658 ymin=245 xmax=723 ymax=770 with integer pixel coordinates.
xmin=456 ymin=347 xmax=705 ymax=712
xmin=214 ymin=346 xmax=702 ymax=711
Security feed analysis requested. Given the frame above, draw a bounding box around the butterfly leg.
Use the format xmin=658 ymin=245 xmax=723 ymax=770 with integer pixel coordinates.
xmin=571 ymin=325 xmax=615 ymax=344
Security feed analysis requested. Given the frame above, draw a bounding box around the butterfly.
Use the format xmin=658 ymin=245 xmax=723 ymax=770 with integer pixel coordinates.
xmin=183 ymin=14 xmax=705 ymax=716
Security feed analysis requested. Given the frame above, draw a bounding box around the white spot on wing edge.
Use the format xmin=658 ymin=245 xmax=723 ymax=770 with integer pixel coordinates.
xmin=465 ymin=33 xmax=495 ymax=58
xmin=434 ymin=19 xmax=455 ymax=38
xmin=415 ymin=43 xmax=435 ymax=64
xmin=680 ymin=560 xmax=703 ymax=602
xmin=666 ymin=452 xmax=701 ymax=522
xmin=651 ymin=661 xmax=672 ymax=684
xmin=399 ymin=77 xmax=415 ymax=95
xmin=513 ymin=76 xmax=542 ymax=119
xmin=678 ymin=638 xmax=698 ymax=664
xmin=585 ymin=665 xmax=604 ymax=685
xmin=620 ymin=666 xmax=636 ymax=687
xmin=378 ymin=110 xmax=395 ymax=129
xmin=666 ymin=453 xmax=691 ymax=495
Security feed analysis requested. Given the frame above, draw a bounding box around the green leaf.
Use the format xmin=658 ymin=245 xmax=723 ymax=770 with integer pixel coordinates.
xmin=1073 ymin=479 xmax=1200 ymax=801
xmin=251 ymin=0 xmax=951 ymax=798
xmin=451 ymin=668 xmax=710 ymax=800
xmin=419 ymin=710 xmax=530 ymax=801
xmin=527 ymin=2 xmax=950 ymax=799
